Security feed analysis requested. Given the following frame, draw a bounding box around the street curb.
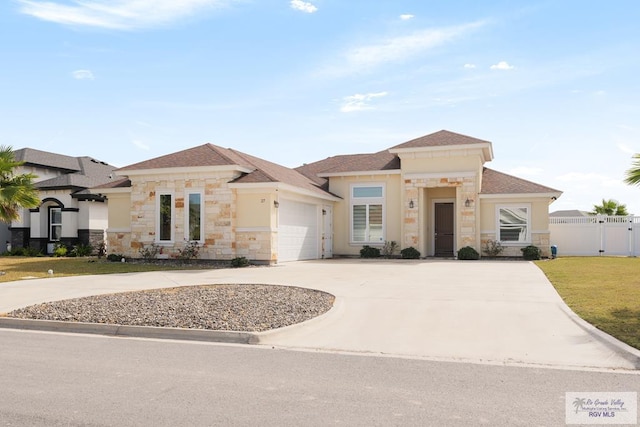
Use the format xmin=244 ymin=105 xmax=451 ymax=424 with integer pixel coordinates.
xmin=0 ymin=317 xmax=259 ymax=344
xmin=556 ymin=303 xmax=640 ymax=370
xmin=254 ymin=297 xmax=343 ymax=343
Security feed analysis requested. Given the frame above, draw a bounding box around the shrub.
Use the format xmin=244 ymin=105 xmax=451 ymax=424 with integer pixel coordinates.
xmin=6 ymin=246 xmax=43 ymax=257
xmin=97 ymin=241 xmax=107 ymax=258
xmin=71 ymin=243 xmax=93 ymax=257
xmin=231 ymin=256 xmax=250 ymax=268
xmin=52 ymin=244 xmax=68 ymax=258
xmin=177 ymin=241 xmax=200 ymax=260
xmin=521 ymin=245 xmax=542 ymax=260
xmin=360 ymin=245 xmax=381 ymax=258
xmin=457 ymin=246 xmax=480 ymax=260
xmin=106 ymin=253 xmax=124 ymax=262
xmin=381 ymin=241 xmax=398 ymax=258
xmin=400 ymin=246 xmax=421 ymax=259
xmin=139 ymin=243 xmax=161 ymax=260
xmin=483 ymin=240 xmax=504 ymax=257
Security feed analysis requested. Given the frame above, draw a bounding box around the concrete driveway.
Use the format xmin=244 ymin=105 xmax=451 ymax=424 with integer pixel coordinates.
xmin=0 ymin=259 xmax=637 ymax=370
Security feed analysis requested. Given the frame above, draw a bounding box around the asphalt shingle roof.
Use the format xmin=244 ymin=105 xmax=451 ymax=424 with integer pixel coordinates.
xmin=480 ymin=168 xmax=561 ymax=194
xmin=14 ymin=148 xmax=82 ymax=172
xmin=390 ymin=130 xmax=491 ymax=150
xmin=117 ymin=144 xmax=333 ymax=198
xmin=16 ymin=149 xmax=117 ymax=191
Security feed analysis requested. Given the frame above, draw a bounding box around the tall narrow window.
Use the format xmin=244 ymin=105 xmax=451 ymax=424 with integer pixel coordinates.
xmin=159 ymin=194 xmax=172 ymax=241
xmin=187 ymin=193 xmax=202 ymax=241
xmin=498 ymin=206 xmax=530 ymax=243
xmin=50 ymin=208 xmax=62 ymax=241
xmin=351 ymin=184 xmax=384 ymax=243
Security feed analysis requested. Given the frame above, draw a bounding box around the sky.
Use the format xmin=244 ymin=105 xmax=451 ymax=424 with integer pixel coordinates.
xmin=1 ymin=0 xmax=639 ymax=214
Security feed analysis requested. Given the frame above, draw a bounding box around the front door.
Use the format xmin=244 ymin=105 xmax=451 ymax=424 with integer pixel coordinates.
xmin=434 ymin=202 xmax=454 ymax=256
xmin=322 ymin=205 xmax=333 ymax=258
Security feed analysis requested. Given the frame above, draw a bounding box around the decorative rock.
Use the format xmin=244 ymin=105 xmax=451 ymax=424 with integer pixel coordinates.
xmin=8 ymin=284 xmax=335 ymax=332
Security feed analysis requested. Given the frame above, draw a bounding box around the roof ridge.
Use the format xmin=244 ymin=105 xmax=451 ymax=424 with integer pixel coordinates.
xmin=225 ymin=148 xmax=282 ymax=182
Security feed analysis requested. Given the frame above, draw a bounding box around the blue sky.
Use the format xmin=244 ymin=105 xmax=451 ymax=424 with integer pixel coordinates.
xmin=2 ymin=0 xmax=639 ymax=214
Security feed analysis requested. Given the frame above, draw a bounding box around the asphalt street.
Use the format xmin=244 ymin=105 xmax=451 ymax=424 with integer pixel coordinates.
xmin=1 ymin=329 xmax=638 ymax=427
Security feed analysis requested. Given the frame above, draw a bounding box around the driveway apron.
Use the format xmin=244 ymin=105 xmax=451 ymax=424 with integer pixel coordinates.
xmin=0 ymin=259 xmax=636 ymax=370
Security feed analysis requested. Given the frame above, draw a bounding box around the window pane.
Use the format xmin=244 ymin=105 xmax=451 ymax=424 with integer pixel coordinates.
xmin=353 ymin=186 xmax=383 ymax=198
xmin=51 ymin=225 xmax=61 ymax=241
xmin=188 ymin=193 xmax=201 ymax=241
xmin=500 ymin=207 xmax=528 ymax=242
xmin=159 ymin=194 xmax=172 ymax=241
xmin=353 ymin=205 xmax=366 ymax=242
xmin=51 ymin=209 xmax=61 ymax=224
xmin=368 ymin=204 xmax=383 ymax=242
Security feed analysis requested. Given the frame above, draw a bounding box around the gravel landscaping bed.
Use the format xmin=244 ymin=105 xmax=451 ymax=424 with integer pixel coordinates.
xmin=6 ymin=284 xmax=335 ymax=332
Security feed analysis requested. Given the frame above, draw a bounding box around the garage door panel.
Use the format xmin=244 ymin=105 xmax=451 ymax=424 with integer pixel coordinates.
xmin=278 ymin=200 xmax=318 ymax=262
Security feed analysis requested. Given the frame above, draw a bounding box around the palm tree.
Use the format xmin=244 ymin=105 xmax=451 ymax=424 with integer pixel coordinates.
xmin=573 ymin=397 xmax=586 ymax=414
xmin=0 ymin=146 xmax=40 ymax=222
xmin=591 ymin=198 xmax=628 ymax=216
xmin=624 ymin=154 xmax=640 ymax=186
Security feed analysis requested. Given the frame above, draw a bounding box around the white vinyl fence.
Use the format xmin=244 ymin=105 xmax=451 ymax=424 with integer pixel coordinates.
xmin=549 ymin=216 xmax=640 ymax=256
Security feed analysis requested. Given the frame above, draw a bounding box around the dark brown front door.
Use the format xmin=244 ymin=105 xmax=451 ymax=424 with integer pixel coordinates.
xmin=434 ymin=202 xmax=454 ymax=256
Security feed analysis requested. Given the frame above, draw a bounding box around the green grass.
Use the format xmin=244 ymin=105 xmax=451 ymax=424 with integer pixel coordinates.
xmin=535 ymin=257 xmax=640 ymax=350
xmin=0 ymin=256 xmax=210 ymax=283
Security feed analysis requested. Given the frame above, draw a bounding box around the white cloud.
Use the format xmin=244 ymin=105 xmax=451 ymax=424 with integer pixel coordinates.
xmin=328 ymin=21 xmax=484 ymax=76
xmin=18 ymin=0 xmax=230 ymax=30
xmin=490 ymin=61 xmax=514 ymax=70
xmin=340 ymin=92 xmax=388 ymax=113
xmin=617 ymin=143 xmax=636 ymax=154
xmin=400 ymin=14 xmax=414 ymax=21
xmin=132 ymin=139 xmax=150 ymax=150
xmin=72 ymin=69 xmax=94 ymax=80
xmin=463 ymin=63 xmax=476 ymax=69
xmin=290 ymin=0 xmax=317 ymax=13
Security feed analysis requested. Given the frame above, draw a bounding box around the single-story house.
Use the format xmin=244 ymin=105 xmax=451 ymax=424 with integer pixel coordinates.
xmin=8 ymin=148 xmax=117 ymax=254
xmin=96 ymin=130 xmax=561 ymax=262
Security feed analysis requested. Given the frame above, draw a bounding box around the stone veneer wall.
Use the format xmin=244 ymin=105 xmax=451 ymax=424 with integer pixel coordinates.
xmin=403 ymin=175 xmax=478 ymax=252
xmin=122 ymin=172 xmax=238 ymax=260
xmin=480 ymin=232 xmax=551 ymax=258
xmin=236 ymin=230 xmax=276 ymax=262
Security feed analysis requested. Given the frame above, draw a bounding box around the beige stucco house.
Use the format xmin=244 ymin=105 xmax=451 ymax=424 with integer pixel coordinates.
xmin=96 ymin=130 xmax=561 ymax=262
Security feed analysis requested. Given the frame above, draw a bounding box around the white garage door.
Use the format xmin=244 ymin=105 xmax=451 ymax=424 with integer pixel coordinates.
xmin=278 ymin=199 xmax=319 ymax=262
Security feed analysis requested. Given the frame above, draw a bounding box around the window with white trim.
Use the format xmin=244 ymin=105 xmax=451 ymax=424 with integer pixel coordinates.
xmin=49 ymin=207 xmax=62 ymax=241
xmin=186 ymin=192 xmax=203 ymax=242
xmin=157 ymin=193 xmax=174 ymax=242
xmin=497 ymin=205 xmax=531 ymax=243
xmin=351 ymin=184 xmax=384 ymax=244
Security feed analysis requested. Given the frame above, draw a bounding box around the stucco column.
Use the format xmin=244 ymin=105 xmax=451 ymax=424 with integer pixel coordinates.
xmin=458 ymin=176 xmax=478 ymax=249
xmin=403 ymin=179 xmax=419 ymax=247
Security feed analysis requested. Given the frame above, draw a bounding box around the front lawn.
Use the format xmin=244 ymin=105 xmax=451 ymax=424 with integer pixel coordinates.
xmin=535 ymin=257 xmax=640 ymax=350
xmin=0 ymin=257 xmax=210 ymax=283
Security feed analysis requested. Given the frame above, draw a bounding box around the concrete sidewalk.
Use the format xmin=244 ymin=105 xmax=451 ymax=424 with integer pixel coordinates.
xmin=1 ymin=259 xmax=638 ymax=370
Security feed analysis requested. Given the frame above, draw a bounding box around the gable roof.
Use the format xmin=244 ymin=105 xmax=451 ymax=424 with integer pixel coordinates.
xmin=390 ymin=130 xmax=491 ymax=150
xmin=480 ymin=168 xmax=561 ymax=195
xmin=117 ymin=144 xmax=252 ymax=171
xmin=116 ymin=143 xmax=336 ymax=199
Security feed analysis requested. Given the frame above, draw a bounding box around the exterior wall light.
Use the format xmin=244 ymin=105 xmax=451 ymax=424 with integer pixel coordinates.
xmin=465 ymin=198 xmax=474 ymax=207
xmin=274 ymin=200 xmax=280 ymax=208
xmin=409 ymin=200 xmax=414 ymax=209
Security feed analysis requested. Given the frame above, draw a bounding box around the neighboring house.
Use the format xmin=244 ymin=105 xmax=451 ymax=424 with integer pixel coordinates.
xmin=8 ymin=148 xmax=117 ymax=254
xmin=97 ymin=130 xmax=561 ymax=262
xmin=550 ymin=210 xmax=590 ymax=217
